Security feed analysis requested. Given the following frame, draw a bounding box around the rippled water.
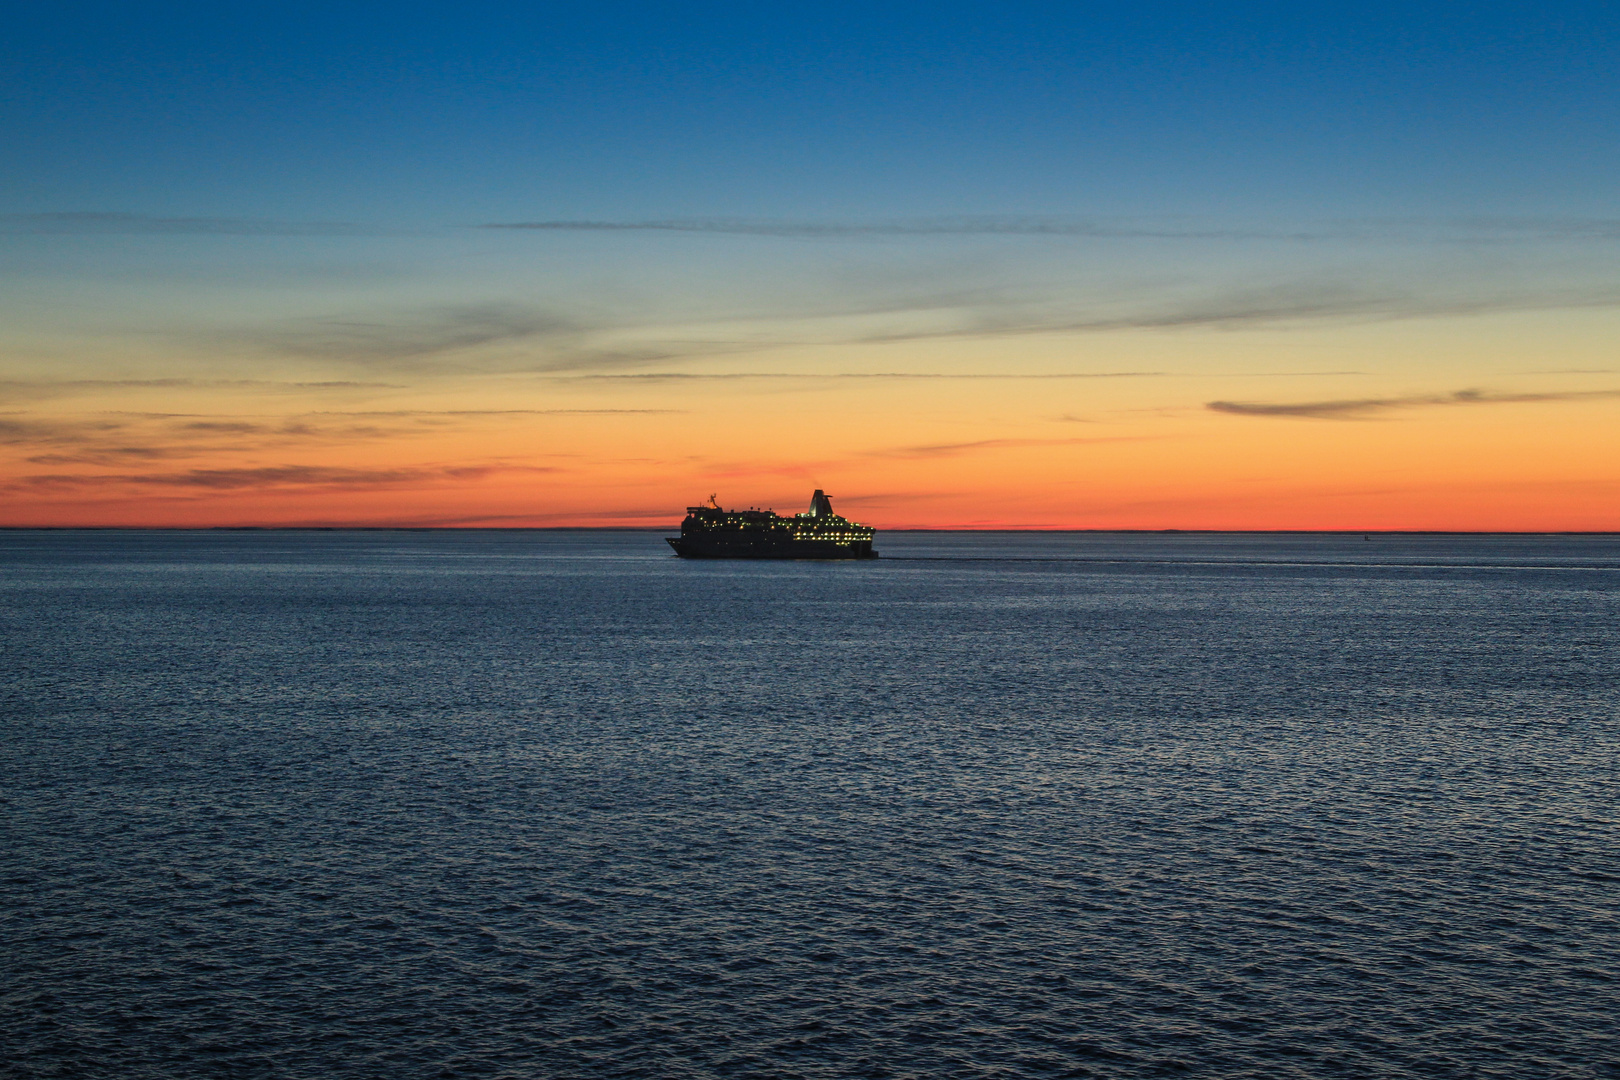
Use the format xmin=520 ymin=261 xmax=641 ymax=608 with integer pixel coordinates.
xmin=3 ymin=529 xmax=1618 ymax=1079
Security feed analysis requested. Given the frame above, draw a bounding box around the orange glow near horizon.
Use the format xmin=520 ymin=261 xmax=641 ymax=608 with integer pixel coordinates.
xmin=5 ymin=250 xmax=1620 ymax=531
xmin=6 ymin=335 xmax=1620 ymax=531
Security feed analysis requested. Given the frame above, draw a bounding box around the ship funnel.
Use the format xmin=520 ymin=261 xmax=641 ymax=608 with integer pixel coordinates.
xmin=807 ymin=489 xmax=834 ymax=517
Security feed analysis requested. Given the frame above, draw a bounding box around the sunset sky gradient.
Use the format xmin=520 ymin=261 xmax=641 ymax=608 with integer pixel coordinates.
xmin=4 ymin=2 xmax=1619 ymax=528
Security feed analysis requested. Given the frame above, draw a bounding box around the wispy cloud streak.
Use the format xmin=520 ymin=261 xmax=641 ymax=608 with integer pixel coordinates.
xmin=13 ymin=212 xmax=1620 ymax=243
xmin=478 ymin=216 xmax=1310 ymax=240
xmin=10 ymin=464 xmax=554 ymax=492
xmin=876 ymin=436 xmax=1154 ymax=459
xmin=540 ymin=371 xmax=1163 ymax=382
xmin=704 ymin=434 xmax=1158 ymax=480
xmin=0 ymin=406 xmax=648 ymax=466
xmin=315 ymin=408 xmax=682 ymax=416
xmin=244 ymin=304 xmax=573 ymax=365
xmin=0 ymin=380 xmax=400 ymax=405
xmin=1207 ymin=388 xmax=1620 ymax=419
xmin=478 ymin=215 xmax=1620 ymax=244
xmin=0 ymin=417 xmax=130 ymax=446
xmin=852 ymin=283 xmax=1620 ymax=344
xmin=0 ymin=212 xmax=391 ymax=236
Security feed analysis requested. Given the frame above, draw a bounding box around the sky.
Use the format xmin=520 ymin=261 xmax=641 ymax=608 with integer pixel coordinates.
xmin=3 ymin=1 xmax=1618 ymax=528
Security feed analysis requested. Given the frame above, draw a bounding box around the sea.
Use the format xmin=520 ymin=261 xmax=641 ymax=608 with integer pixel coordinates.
xmin=2 ymin=529 xmax=1617 ymax=1079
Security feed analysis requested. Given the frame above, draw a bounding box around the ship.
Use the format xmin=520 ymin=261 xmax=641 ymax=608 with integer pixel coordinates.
xmin=666 ymin=490 xmax=878 ymax=559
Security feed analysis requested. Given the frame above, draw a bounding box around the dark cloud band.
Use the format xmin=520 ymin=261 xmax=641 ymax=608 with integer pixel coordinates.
xmin=1208 ymin=388 xmax=1620 ymax=419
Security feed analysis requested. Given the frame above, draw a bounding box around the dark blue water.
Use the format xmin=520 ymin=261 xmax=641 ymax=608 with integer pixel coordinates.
xmin=3 ymin=530 xmax=1617 ymax=1079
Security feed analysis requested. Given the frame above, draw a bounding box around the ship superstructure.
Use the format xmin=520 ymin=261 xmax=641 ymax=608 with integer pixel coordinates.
xmin=666 ymin=490 xmax=877 ymax=559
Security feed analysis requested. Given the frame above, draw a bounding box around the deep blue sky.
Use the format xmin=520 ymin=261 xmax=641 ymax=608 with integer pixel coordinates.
xmin=5 ymin=1 xmax=1618 ymax=223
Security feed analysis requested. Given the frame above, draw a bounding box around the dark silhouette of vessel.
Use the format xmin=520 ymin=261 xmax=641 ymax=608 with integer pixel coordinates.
xmin=666 ymin=490 xmax=877 ymax=559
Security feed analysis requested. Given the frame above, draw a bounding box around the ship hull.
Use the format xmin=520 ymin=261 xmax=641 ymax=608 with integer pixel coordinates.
xmin=666 ymin=536 xmax=876 ymax=559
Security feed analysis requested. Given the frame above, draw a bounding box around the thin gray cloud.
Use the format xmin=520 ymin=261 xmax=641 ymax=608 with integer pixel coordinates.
xmin=532 ymin=370 xmax=1366 ymax=384
xmin=15 ymin=211 xmax=1620 ymax=243
xmin=245 ymin=303 xmax=573 ymax=366
xmin=0 ymin=417 xmax=129 ymax=446
xmin=878 ymin=436 xmax=1155 ymax=459
xmin=0 ymin=212 xmax=391 ymax=237
xmin=312 ymin=408 xmax=683 ymax=416
xmin=0 ymin=379 xmax=401 ymax=404
xmin=477 ymin=215 xmax=1620 ymax=244
xmin=851 ymin=281 xmax=1620 ymax=344
xmin=541 ymin=371 xmax=1164 ymax=382
xmin=11 ymin=463 xmax=555 ymax=493
xmin=477 ymin=216 xmax=1309 ymax=240
xmin=704 ymin=434 xmax=1158 ymax=480
xmin=1207 ymin=387 xmax=1620 ymax=420
xmin=0 ymin=410 xmax=579 ymax=464
xmin=0 ymin=416 xmax=317 ymax=455
xmin=25 ymin=447 xmax=187 ymax=466
xmin=178 ymin=421 xmax=265 ymax=434
xmin=1357 ymin=216 xmax=1620 ymax=243
xmin=231 ymin=304 xmax=722 ymax=376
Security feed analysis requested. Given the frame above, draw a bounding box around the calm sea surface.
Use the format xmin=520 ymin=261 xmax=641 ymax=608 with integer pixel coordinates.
xmin=3 ymin=530 xmax=1618 ymax=1079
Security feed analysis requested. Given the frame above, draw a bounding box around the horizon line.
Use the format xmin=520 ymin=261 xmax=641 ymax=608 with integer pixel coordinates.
xmin=4 ymin=526 xmax=1617 ymax=536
